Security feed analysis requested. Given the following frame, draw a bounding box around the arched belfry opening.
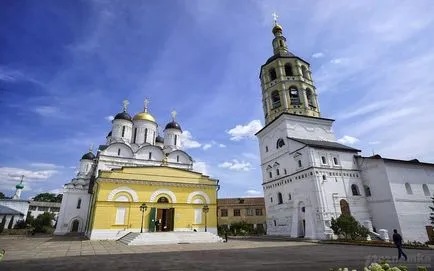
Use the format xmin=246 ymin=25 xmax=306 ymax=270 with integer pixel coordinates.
xmin=340 ymin=199 xmax=351 ymax=216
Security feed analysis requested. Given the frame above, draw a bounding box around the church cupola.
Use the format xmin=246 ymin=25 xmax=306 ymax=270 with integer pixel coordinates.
xmin=132 ymin=98 xmax=158 ymax=145
xmin=259 ymin=13 xmax=320 ymax=125
xmin=155 ymin=134 xmax=164 ymax=148
xmin=164 ymin=111 xmax=182 ymax=150
xmin=112 ymin=100 xmax=133 ymax=143
xmin=79 ymin=146 xmax=95 ymax=177
xmin=12 ymin=176 xmax=24 ymax=199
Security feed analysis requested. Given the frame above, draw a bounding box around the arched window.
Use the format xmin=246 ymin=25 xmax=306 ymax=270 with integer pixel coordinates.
xmin=340 ymin=199 xmax=351 ymax=215
xmin=288 ymin=193 xmax=292 ymax=200
xmin=271 ymin=90 xmax=281 ymax=108
xmin=306 ymin=88 xmax=315 ymax=107
xmin=322 ymin=175 xmax=327 ymax=181
xmin=269 ymin=172 xmax=272 ymax=178
xmin=157 ymin=197 xmax=169 ymax=203
xmin=351 ymin=184 xmax=360 ymax=196
xmin=298 ymin=160 xmax=302 ymax=168
xmin=117 ymin=148 xmax=121 ymax=156
xmin=76 ymin=198 xmax=82 ymax=209
xmin=133 ymin=128 xmax=137 ymax=143
xmin=289 ymin=87 xmax=300 ymax=105
xmin=144 ymin=128 xmax=148 ymax=143
xmin=276 ymin=138 xmax=285 ymax=149
xmin=301 ymin=65 xmax=309 ymax=79
xmin=276 ymin=168 xmax=280 ymax=176
xmin=269 ymin=68 xmax=277 ymax=81
xmin=405 ymin=183 xmax=413 ymax=194
xmin=277 ymin=192 xmax=283 ymax=204
xmin=423 ymin=184 xmax=430 ymax=196
xmin=284 ymin=63 xmax=293 ymax=76
xmin=265 ymin=146 xmax=269 ymax=152
xmin=364 ymin=185 xmax=372 ymax=197
xmin=121 ymin=126 xmax=126 ymax=137
xmin=148 ymin=152 xmax=152 ymax=160
xmin=174 ymin=135 xmax=178 ymax=146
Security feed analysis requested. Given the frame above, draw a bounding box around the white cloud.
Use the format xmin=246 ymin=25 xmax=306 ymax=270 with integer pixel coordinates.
xmin=330 ymin=58 xmax=350 ymax=65
xmin=227 ymin=120 xmax=263 ymax=141
xmin=34 ymin=106 xmax=58 ymax=117
xmin=245 ymin=189 xmax=263 ymax=197
xmin=218 ymin=159 xmax=253 ymax=171
xmin=218 ymin=144 xmax=226 ymax=148
xmin=202 ymin=144 xmax=212 ymax=150
xmin=48 ymin=188 xmax=63 ymax=195
xmin=105 ymin=115 xmax=114 ymax=122
xmin=193 ymin=161 xmax=208 ymax=175
xmin=30 ymin=163 xmax=64 ymax=169
xmin=312 ymin=52 xmax=325 ymax=58
xmin=0 ymin=167 xmax=59 ymax=191
xmin=337 ymin=135 xmax=360 ymax=145
xmin=180 ymin=130 xmax=202 ymax=149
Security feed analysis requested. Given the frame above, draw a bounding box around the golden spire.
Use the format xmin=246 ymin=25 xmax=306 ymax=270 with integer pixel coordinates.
xmin=272 ymin=11 xmax=283 ymax=35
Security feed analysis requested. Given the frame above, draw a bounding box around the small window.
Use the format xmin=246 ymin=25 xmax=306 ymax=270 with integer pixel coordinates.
xmin=277 ymin=192 xmax=283 ymax=204
xmin=333 ymin=157 xmax=339 ymax=165
xmin=364 ymin=185 xmax=372 ymax=197
xmin=148 ymin=152 xmax=152 ymax=160
xmin=273 ymin=220 xmax=277 ymax=227
xmin=265 ymin=146 xmax=269 ymax=152
xmin=298 ymin=160 xmax=302 ymax=168
xmin=284 ymin=63 xmax=293 ymax=76
xmin=351 ymin=184 xmax=360 ymax=196
xmin=284 ymin=169 xmax=287 ymax=175
xmin=177 ymin=155 xmax=180 ymax=162
xmin=276 ymin=138 xmax=285 ymax=149
xmin=220 ymin=209 xmax=228 ymax=217
xmin=144 ymin=128 xmax=148 ymax=143
xmin=29 ymin=206 xmax=37 ymax=211
xmin=321 ymin=156 xmax=327 ymax=164
xmin=322 ymin=175 xmax=327 ymax=181
xmin=405 ymin=183 xmax=413 ymax=194
xmin=269 ymin=68 xmax=277 ymax=81
xmin=271 ymin=90 xmax=281 ymax=108
xmin=133 ymin=128 xmax=137 ymax=143
xmin=77 ymin=198 xmax=82 ymax=209
xmin=255 ymin=208 xmax=263 ymax=216
xmin=270 ymin=197 xmax=273 ymax=203
xmin=276 ymin=169 xmax=280 ymax=176
xmin=117 ymin=148 xmax=121 ymax=156
xmin=306 ymin=88 xmax=315 ymax=108
xmin=233 ymin=209 xmax=241 ymax=216
xmin=174 ymin=135 xmax=178 ymax=146
xmin=246 ymin=209 xmax=254 ymax=216
xmin=288 ymin=193 xmax=292 ymax=200
xmin=301 ymin=207 xmax=305 ymax=213
xmin=269 ymin=172 xmax=272 ymax=178
xmin=423 ymin=184 xmax=430 ymax=196
xmin=121 ymin=126 xmax=126 ymax=137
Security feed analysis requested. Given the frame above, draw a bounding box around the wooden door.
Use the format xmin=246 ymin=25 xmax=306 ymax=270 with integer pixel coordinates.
xmin=148 ymin=208 xmax=156 ymax=232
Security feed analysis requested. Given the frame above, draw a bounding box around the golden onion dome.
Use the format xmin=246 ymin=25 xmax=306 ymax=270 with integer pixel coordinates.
xmin=272 ymin=24 xmax=283 ymax=35
xmin=133 ymin=111 xmax=156 ymax=122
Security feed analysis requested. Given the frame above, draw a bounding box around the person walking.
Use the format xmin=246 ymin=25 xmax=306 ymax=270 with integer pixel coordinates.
xmin=392 ymin=229 xmax=408 ymax=261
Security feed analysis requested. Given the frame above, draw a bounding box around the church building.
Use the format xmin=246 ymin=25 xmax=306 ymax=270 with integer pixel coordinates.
xmin=55 ymin=100 xmax=219 ymax=240
xmin=256 ymin=16 xmax=434 ymax=242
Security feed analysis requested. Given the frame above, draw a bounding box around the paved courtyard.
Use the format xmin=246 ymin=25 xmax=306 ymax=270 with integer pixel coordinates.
xmin=0 ymin=236 xmax=433 ymax=270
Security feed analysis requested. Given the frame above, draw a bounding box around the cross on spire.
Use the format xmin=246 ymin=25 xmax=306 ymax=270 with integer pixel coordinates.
xmin=272 ymin=12 xmax=279 ymax=26
xmin=144 ymin=98 xmax=149 ymax=112
xmin=89 ymin=144 xmax=93 ymax=152
xmin=171 ymin=110 xmax=177 ymax=121
xmin=122 ymin=99 xmax=129 ymax=112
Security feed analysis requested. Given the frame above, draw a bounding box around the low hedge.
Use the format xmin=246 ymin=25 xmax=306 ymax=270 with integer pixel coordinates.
xmin=321 ymin=240 xmax=431 ymax=250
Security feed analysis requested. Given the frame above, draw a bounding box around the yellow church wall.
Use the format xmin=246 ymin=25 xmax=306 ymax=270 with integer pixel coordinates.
xmin=87 ymin=166 xmax=218 ymax=237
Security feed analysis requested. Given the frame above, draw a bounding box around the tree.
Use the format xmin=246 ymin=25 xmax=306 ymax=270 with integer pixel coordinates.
xmin=32 ymin=212 xmax=55 ymax=233
xmin=331 ymin=214 xmax=369 ymax=240
xmin=0 ymin=192 xmax=5 ymax=199
xmin=429 ymin=197 xmax=434 ymax=225
xmin=33 ymin=193 xmax=62 ymax=203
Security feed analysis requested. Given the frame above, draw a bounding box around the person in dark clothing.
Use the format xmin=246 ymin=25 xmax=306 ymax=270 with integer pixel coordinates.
xmin=392 ymin=229 xmax=408 ymax=261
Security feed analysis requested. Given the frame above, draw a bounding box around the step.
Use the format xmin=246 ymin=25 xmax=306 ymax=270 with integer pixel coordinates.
xmin=118 ymin=231 xmax=223 ymax=246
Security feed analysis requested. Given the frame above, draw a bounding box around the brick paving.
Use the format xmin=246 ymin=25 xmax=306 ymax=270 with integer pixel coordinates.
xmin=0 ymin=236 xmax=433 ymax=270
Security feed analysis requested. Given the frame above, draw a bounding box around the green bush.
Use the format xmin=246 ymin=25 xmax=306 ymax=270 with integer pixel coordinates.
xmin=32 ymin=212 xmax=55 ymax=233
xmin=330 ymin=259 xmax=428 ymax=271
xmin=330 ymin=214 xmax=369 ymax=240
xmin=13 ymin=219 xmax=27 ymax=229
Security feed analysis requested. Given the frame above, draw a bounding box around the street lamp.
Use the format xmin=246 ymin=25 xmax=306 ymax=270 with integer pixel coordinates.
xmin=202 ymin=204 xmax=209 ymax=232
xmin=139 ymin=203 xmax=147 ymax=233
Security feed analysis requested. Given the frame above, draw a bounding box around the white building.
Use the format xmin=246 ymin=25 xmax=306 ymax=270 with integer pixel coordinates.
xmin=55 ymin=100 xmax=194 ymax=235
xmin=28 ymin=201 xmax=61 ymax=220
xmin=0 ymin=180 xmax=29 ymax=230
xmin=256 ymin=19 xmax=433 ymax=242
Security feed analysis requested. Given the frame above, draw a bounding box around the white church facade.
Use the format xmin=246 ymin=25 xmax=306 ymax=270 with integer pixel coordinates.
xmin=256 ymin=18 xmax=434 ymax=242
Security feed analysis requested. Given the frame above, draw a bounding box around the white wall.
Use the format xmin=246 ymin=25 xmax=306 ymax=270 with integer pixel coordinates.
xmin=54 ymin=188 xmax=91 ymax=234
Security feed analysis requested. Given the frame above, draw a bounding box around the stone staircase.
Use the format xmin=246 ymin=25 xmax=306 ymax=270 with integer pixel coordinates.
xmin=118 ymin=232 xmax=224 ymax=246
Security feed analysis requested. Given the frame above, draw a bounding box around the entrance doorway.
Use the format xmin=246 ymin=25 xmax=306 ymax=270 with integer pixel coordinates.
xmin=298 ymin=202 xmax=306 ymax=237
xmin=156 ymin=208 xmax=174 ymax=232
xmin=340 ymin=199 xmax=351 ymax=216
xmin=71 ymin=220 xmax=79 ymax=232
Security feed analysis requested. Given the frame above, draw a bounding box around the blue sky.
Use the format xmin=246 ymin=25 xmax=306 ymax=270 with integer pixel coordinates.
xmin=1 ymin=0 xmax=434 ymax=199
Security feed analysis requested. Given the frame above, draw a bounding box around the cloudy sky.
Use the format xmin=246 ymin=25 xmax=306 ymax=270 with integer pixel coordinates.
xmin=1 ymin=0 xmax=434 ymax=199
